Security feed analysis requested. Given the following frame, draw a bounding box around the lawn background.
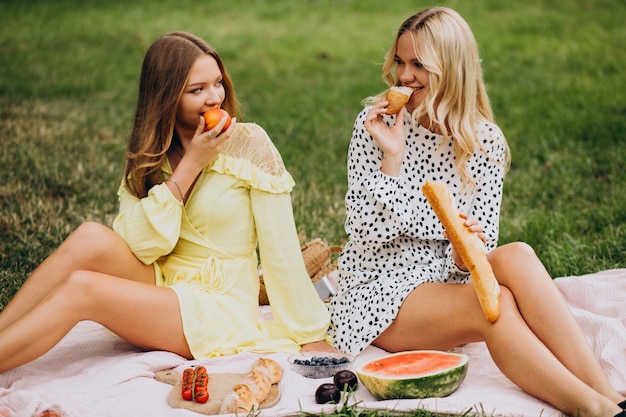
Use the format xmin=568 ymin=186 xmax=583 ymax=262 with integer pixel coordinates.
xmin=1 ymin=0 xmax=625 ymax=309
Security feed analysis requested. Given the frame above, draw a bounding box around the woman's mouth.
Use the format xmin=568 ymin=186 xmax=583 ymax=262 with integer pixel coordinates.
xmin=402 ymin=86 xmax=423 ymax=97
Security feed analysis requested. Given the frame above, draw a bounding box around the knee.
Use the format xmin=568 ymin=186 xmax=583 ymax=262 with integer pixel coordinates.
xmin=62 ymin=222 xmax=122 ymax=261
xmin=53 ymin=270 xmax=97 ymax=311
xmin=72 ymin=222 xmax=113 ymax=242
xmin=488 ymin=241 xmax=541 ymax=271
xmin=498 ymin=241 xmax=537 ymax=259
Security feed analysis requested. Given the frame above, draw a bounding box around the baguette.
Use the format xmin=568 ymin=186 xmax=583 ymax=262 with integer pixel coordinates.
xmin=421 ymin=180 xmax=500 ymax=322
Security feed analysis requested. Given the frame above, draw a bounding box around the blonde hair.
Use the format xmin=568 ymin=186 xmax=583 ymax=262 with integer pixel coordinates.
xmin=379 ymin=7 xmax=510 ymax=187
xmin=124 ymin=31 xmax=241 ymax=198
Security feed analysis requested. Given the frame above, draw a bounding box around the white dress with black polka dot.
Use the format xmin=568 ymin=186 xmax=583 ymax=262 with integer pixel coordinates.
xmin=328 ymin=107 xmax=508 ymax=355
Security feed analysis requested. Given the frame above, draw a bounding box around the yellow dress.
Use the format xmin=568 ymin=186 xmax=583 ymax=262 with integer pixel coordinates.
xmin=112 ymin=123 xmax=330 ymax=358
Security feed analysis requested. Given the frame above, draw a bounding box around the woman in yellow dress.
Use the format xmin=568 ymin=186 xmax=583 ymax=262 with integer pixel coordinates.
xmin=0 ymin=31 xmax=335 ymax=372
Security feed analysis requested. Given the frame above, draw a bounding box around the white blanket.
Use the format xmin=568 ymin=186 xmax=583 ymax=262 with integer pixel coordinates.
xmin=1 ymin=269 xmax=625 ymax=417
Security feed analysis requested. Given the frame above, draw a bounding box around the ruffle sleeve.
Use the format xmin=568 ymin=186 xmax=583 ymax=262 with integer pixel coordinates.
xmin=209 ymin=123 xmax=295 ymax=194
xmin=112 ymin=181 xmax=183 ymax=265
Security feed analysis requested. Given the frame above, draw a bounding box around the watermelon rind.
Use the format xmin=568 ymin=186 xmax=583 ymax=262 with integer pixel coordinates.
xmin=356 ymin=350 xmax=468 ymax=400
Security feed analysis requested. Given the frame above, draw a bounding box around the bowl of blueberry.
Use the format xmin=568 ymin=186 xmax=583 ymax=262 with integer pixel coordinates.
xmin=288 ymin=351 xmax=355 ymax=379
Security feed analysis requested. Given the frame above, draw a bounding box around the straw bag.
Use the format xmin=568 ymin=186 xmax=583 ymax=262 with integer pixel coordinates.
xmin=258 ymin=238 xmax=342 ymax=305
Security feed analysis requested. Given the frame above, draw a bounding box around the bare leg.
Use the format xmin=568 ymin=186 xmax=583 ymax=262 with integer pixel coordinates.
xmin=488 ymin=242 xmax=624 ymax=405
xmin=0 ymin=270 xmax=191 ymax=372
xmin=0 ymin=222 xmax=155 ymax=331
xmin=374 ymin=278 xmax=622 ymax=416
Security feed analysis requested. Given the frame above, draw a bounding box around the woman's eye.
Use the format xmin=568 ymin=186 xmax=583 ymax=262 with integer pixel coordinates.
xmin=190 ymin=87 xmax=203 ymax=94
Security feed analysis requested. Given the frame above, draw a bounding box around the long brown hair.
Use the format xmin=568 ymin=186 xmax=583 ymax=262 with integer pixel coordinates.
xmin=124 ymin=31 xmax=241 ymax=198
xmin=380 ymin=7 xmax=510 ymax=187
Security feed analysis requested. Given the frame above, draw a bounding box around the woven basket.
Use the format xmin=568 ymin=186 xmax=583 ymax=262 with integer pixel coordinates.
xmin=258 ymin=238 xmax=342 ymax=305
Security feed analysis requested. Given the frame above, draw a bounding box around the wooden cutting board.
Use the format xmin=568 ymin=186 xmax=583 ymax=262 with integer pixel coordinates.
xmin=155 ymin=368 xmax=280 ymax=415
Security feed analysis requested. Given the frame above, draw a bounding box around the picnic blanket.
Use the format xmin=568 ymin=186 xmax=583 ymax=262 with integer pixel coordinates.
xmin=1 ymin=269 xmax=625 ymax=417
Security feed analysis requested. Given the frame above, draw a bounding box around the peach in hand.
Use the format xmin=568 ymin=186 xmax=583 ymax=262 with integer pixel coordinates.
xmin=203 ymin=108 xmax=231 ymax=133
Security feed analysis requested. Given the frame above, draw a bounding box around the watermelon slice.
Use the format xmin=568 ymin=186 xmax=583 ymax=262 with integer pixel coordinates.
xmin=356 ymin=350 xmax=468 ymax=400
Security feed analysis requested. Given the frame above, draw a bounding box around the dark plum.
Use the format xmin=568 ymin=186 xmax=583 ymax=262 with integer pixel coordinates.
xmin=333 ymin=369 xmax=358 ymax=391
xmin=315 ymin=383 xmax=341 ymax=404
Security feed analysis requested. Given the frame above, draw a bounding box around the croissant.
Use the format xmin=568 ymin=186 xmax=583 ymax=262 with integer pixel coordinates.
xmin=385 ymin=86 xmax=413 ymax=114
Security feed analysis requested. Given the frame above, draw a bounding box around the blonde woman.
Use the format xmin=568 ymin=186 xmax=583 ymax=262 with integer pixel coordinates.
xmin=328 ymin=8 xmax=625 ymax=417
xmin=0 ymin=32 xmax=335 ymax=373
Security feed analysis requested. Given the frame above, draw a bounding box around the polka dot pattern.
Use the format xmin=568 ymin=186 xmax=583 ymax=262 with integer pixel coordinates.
xmin=328 ymin=107 xmax=507 ymax=355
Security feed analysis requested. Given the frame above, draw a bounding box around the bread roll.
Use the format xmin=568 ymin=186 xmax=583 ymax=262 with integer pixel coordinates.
xmin=242 ymin=368 xmax=271 ymax=401
xmin=250 ymin=357 xmax=282 ymax=384
xmin=421 ymin=180 xmax=500 ymax=322
xmin=385 ymin=86 xmax=413 ymax=114
xmin=219 ymin=383 xmax=259 ymax=414
xmin=218 ymin=357 xmax=282 ymax=414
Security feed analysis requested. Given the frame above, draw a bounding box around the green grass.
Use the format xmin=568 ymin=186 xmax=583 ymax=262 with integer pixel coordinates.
xmin=1 ymin=1 xmax=624 ymax=415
